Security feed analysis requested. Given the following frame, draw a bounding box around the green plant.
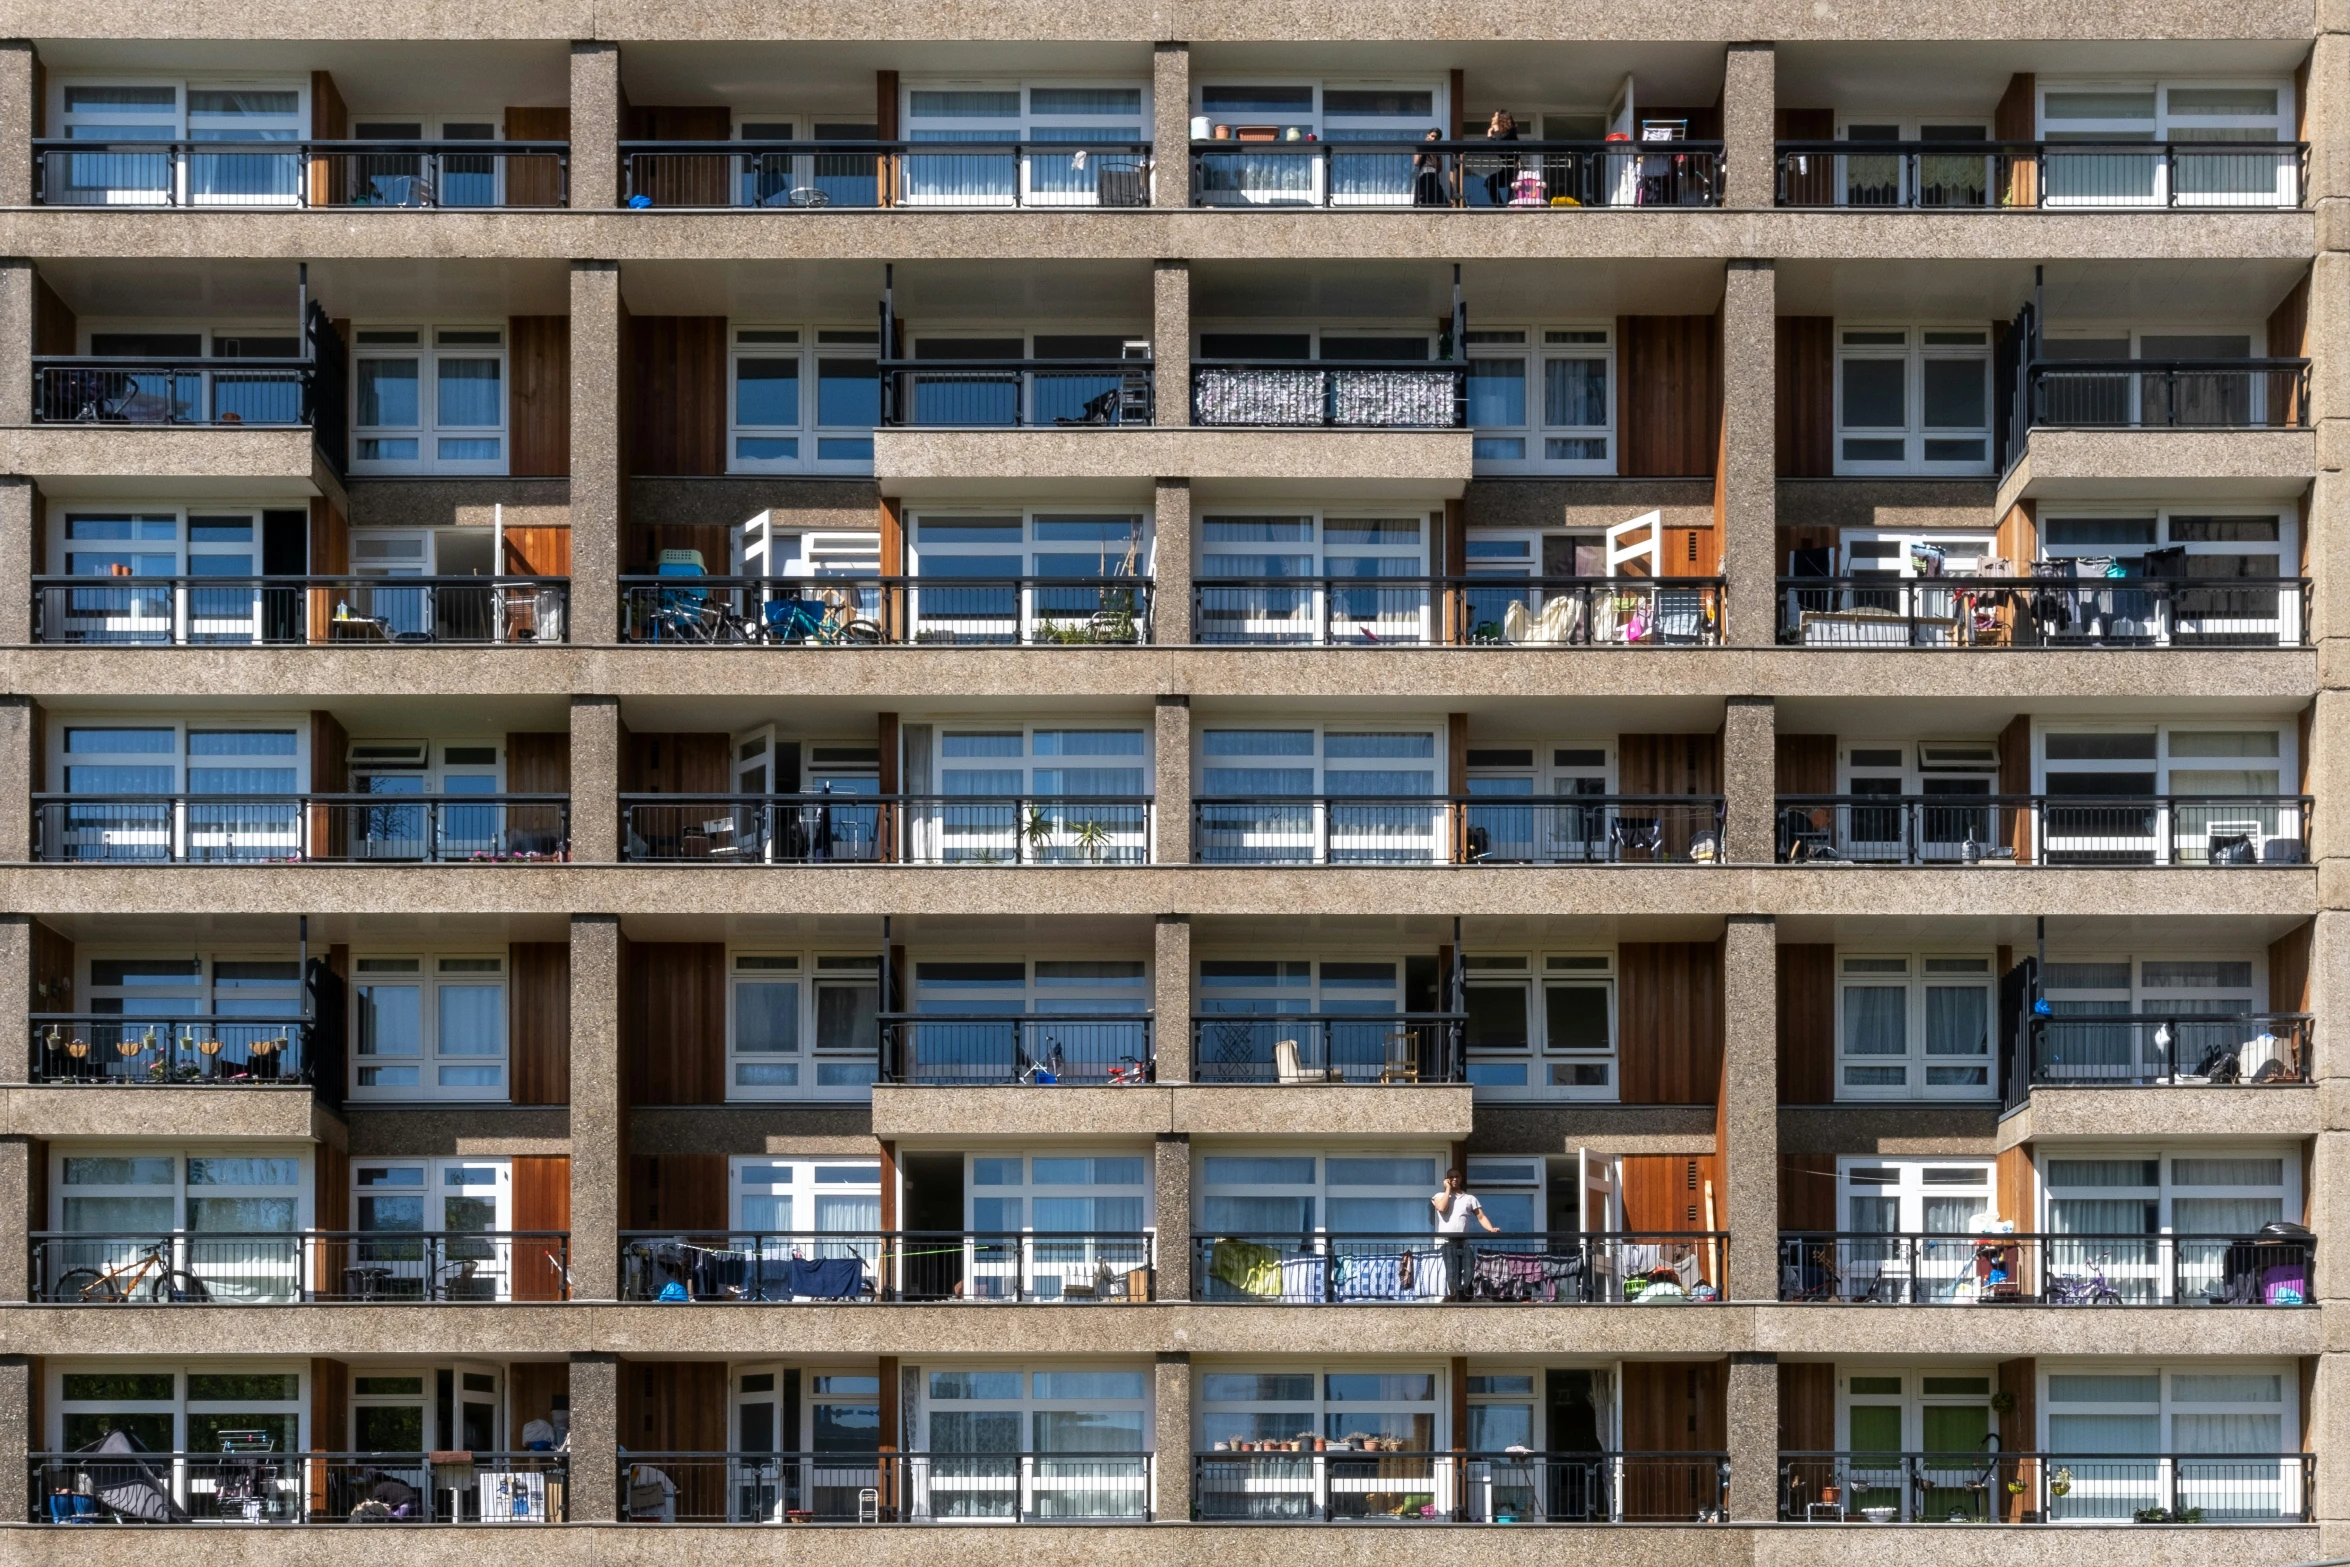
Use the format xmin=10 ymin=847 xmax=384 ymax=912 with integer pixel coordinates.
xmin=1022 ymin=808 xmax=1059 ymax=855
xmin=1989 ymin=1389 xmax=2016 ymax=1414
xmin=1071 ymin=818 xmax=1115 ymax=862
xmin=2048 ymin=1467 xmax=2073 ymax=1499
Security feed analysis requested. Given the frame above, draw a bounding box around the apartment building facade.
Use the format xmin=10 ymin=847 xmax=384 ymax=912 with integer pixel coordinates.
xmin=0 ymin=1 xmax=2344 ymax=1562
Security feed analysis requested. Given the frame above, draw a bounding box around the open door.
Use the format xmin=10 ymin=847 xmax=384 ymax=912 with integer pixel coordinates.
xmin=1578 ymin=1148 xmax=1621 ymax=1232
xmin=1604 ymin=511 xmax=1661 ymax=578
xmin=1606 ymin=77 xmax=1637 ymax=204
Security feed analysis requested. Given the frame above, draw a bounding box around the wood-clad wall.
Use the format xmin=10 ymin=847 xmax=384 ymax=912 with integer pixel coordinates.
xmin=1620 ymin=1360 xmax=1727 ymax=1451
xmin=622 ymin=942 xmax=727 ymax=1106
xmin=1780 ymin=1153 xmax=1838 ymax=1229
xmin=31 ymin=919 xmax=73 ymax=1010
xmin=506 ymin=732 xmax=571 ymax=793
xmin=626 ymin=317 xmax=728 ymax=475
xmin=1617 ymin=943 xmax=1723 ymax=1105
xmin=1621 ymin=1153 xmax=1715 ymax=1232
xmin=2271 ymin=923 xmax=2313 ymax=1014
xmin=1618 ymin=733 xmax=1721 ymax=796
xmin=34 ymin=275 xmax=76 ymax=355
xmin=1778 ymin=1362 xmax=1836 ymax=1453
xmin=512 ymin=1155 xmax=573 ymax=1299
xmin=1777 ymin=943 xmax=1837 ymax=1104
xmin=503 ymin=528 xmax=573 ymax=578
xmin=1996 ymin=1144 xmax=2034 ymax=1231
xmin=622 ymin=1361 xmax=728 ymax=1519
xmin=623 ymin=732 xmax=732 ymax=794
xmin=509 ymin=1362 xmax=570 ymax=1443
xmin=509 ymin=941 xmax=571 ymax=1106
xmin=1998 ymin=713 xmax=2034 ymax=862
xmin=2269 ymin=277 xmax=2311 ymax=425
xmin=502 ymin=107 xmax=571 ymax=208
xmin=1774 ymin=734 xmax=1836 ymax=795
xmin=309 ymin=1359 xmax=349 ymax=1494
xmin=625 ymin=1154 xmax=729 ymax=1229
xmin=508 ymin=316 xmax=572 ymax=477
xmin=1617 ymin=315 xmax=1721 ymax=478
xmin=1775 ymin=318 xmax=1835 ymax=478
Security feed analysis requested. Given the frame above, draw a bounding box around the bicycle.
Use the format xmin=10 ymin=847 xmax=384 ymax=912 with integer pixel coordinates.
xmin=1104 ymin=1055 xmax=1151 ymax=1087
xmin=55 ymin=1239 xmax=211 ymax=1303
xmin=2043 ymin=1251 xmax=2125 ymax=1305
xmin=757 ymin=592 xmax=882 ymax=646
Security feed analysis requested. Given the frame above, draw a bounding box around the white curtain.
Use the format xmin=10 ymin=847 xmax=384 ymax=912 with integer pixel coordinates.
xmin=2173 ymin=1414 xmax=2281 ymax=1454
xmin=2050 ymin=1413 xmax=2160 ymax=1454
xmin=902 ymin=724 xmax=934 ymax=861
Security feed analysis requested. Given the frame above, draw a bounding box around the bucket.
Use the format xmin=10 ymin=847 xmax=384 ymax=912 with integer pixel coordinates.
xmin=1191 ymin=116 xmax=1213 ymax=140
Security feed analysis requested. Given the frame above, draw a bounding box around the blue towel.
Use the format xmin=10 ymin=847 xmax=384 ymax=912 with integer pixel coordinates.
xmin=784 ymin=1255 xmax=864 ymax=1299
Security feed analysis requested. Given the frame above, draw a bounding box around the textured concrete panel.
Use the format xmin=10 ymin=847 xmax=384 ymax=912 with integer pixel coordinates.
xmin=347 ymin=478 xmax=572 ymax=531
xmin=1721 ymin=262 xmax=1775 ymax=645
xmin=627 ymin=1105 xmax=875 ymax=1155
xmin=1154 ymin=476 xmax=1193 ymax=643
xmin=1153 ymin=915 xmax=1192 ymax=1084
xmin=1156 ymin=696 xmax=1191 ymax=862
xmin=570 ymin=693 xmax=619 ymax=864
xmin=0 ymin=425 xmax=324 ymax=483
xmin=570 ymin=42 xmax=621 ymax=210
xmin=1721 ymin=917 xmax=1776 ymax=1302
xmin=1467 ymin=1104 xmax=1720 ymax=1154
xmin=570 ymin=261 xmax=622 ymax=642
xmin=568 ymin=914 xmax=622 ymax=1302
xmin=1994 ymin=1086 xmax=2321 ymax=1151
xmin=2 ymin=1085 xmax=327 ymax=1142
xmin=2000 ymin=429 xmax=2318 ymax=515
xmin=870 ymin=1084 xmax=1475 ymax=1138
xmin=875 ymin=427 xmax=1473 ymax=488
xmin=345 ymin=1105 xmax=569 ymax=1156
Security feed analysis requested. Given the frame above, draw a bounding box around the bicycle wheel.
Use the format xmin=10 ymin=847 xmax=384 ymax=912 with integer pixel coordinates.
xmin=147 ymin=1270 xmax=211 ymax=1304
xmin=57 ymin=1268 xmax=121 ymax=1303
xmin=838 ymin=617 xmax=883 ymax=646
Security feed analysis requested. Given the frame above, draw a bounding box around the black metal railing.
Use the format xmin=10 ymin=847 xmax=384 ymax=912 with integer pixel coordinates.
xmin=1779 ymin=1452 xmax=2313 ymax=1524
xmin=1195 ymin=796 xmax=1725 ymax=865
xmin=621 ymin=1229 xmax=1154 ymax=1303
xmin=31 ymin=1231 xmax=570 ymax=1304
xmin=2017 ymin=358 xmax=2309 ymax=433
xmin=1191 ymin=361 xmax=1466 ymax=427
xmin=1776 ymin=575 xmax=2310 ymax=648
xmin=1195 ymin=1231 xmax=1725 ymax=1303
xmin=1192 ymin=138 xmax=1724 ymax=209
xmin=1189 ymin=1014 xmax=1465 ymax=1084
xmin=618 ymin=576 xmax=1151 ymax=646
xmin=620 ymin=140 xmax=1155 ymax=209
xmin=1194 ymin=1450 xmax=1729 ymax=1523
xmin=32 ymin=795 xmax=570 ymax=863
xmin=1449 ymin=576 xmax=1726 ymax=645
xmin=1777 ymin=1231 xmax=2312 ymax=1306
xmin=33 ymin=357 xmax=311 ymax=426
xmin=1775 ymin=140 xmax=2306 ymax=209
xmin=32 ymin=576 xmax=568 ymax=646
xmin=29 ymin=1013 xmax=310 ymax=1085
xmin=615 ymin=1452 xmax=1152 ymax=1523
xmin=1774 ymin=794 xmax=2310 ymax=867
xmin=879 ymin=358 xmax=1154 ymax=427
xmin=2024 ymin=1011 xmax=2312 ymax=1089
xmin=880 ymin=1014 xmax=1155 ymax=1086
xmin=29 ymin=1451 xmax=567 ymax=1524
xmin=33 ymin=139 xmax=570 ymax=208
xmin=619 ymin=794 xmax=1152 ymax=865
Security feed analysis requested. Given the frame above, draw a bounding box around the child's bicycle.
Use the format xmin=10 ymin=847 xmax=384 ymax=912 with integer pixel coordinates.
xmin=2043 ymin=1251 xmax=2125 ymax=1305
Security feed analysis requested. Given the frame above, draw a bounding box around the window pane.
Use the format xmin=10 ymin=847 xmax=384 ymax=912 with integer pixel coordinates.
xmin=1924 ymin=986 xmax=1987 ymax=1055
xmin=437 ymin=986 xmax=504 ymax=1057
xmin=1845 ymin=987 xmax=1907 ymax=1054
xmin=357 ymin=360 xmax=420 ymax=427
xmin=1842 ymin=358 xmax=1906 ymax=428
xmin=738 ymin=981 xmax=801 ymax=1052
xmin=737 ymin=359 xmax=801 ymax=426
xmin=1921 ymin=357 xmax=1985 ymax=427
xmin=1466 ymin=359 xmax=1525 ymax=427
xmin=436 ymin=358 xmax=502 ymax=427
xmin=357 ymin=985 xmax=421 ymax=1056
xmin=1544 ymin=358 xmax=1609 ymax=427
xmin=1545 ymin=985 xmax=1611 ymax=1051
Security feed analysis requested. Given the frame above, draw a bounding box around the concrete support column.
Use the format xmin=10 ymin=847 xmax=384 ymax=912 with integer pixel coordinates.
xmin=1154 ymin=1132 xmax=1191 ymax=1298
xmin=1156 ymin=695 xmax=1192 ymax=864
xmin=1153 ymin=260 xmax=1190 ymax=425
xmin=2310 ymin=912 xmax=2350 ymax=1304
xmin=1153 ymin=476 xmax=1192 ymax=643
xmin=2310 ymin=29 xmax=2350 ymax=218
xmin=1721 ymin=43 xmax=1776 ymax=211
xmin=0 ymin=259 xmax=33 ymax=426
xmin=570 ymin=261 xmax=623 ymax=644
xmin=566 ymin=1351 xmax=619 ymax=1520
xmin=2312 ymin=469 xmax=2350 ymax=648
xmin=0 ymin=1138 xmax=30 ymax=1302
xmin=1153 ymin=914 xmax=1191 ymax=1082
xmin=1719 ymin=260 xmax=1776 ymax=646
xmin=568 ymin=914 xmax=623 ymax=1303
xmin=1725 ymin=1352 xmax=1779 ymax=1522
xmin=0 ymin=917 xmax=29 ymax=1302
xmin=568 ymin=41 xmax=622 ymax=209
xmin=0 ymin=696 xmax=32 ymax=862
xmin=1722 ymin=915 xmax=1778 ymax=1303
xmin=570 ymin=693 xmax=620 ymax=864
xmin=0 ymin=1355 xmax=30 ymax=1518
xmin=0 ymin=42 xmax=34 ymax=208
xmin=1153 ymin=1352 xmax=1192 ymax=1521
xmin=1152 ymin=43 xmax=1190 ymax=209
xmin=1721 ymin=696 xmax=1776 ymax=864
xmin=0 ymin=481 xmax=31 ymax=644
xmin=0 ymin=915 xmax=28 ymax=1083
xmin=2311 ymin=691 xmax=2350 ymax=867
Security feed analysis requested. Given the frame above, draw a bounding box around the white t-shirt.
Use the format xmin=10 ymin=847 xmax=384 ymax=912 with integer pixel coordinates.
xmin=1432 ymin=1192 xmax=1483 ymax=1235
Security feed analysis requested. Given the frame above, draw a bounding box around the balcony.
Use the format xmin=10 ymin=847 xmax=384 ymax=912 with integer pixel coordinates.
xmin=1777 ymin=1231 xmax=2312 ymax=1306
xmin=1774 ymin=795 xmax=2310 ymax=866
xmin=1194 ymin=1232 xmax=1725 ymax=1303
xmin=28 ymin=1450 xmax=566 ymax=1524
xmin=613 ymin=1453 xmax=1152 ymax=1523
xmin=2013 ymin=358 xmax=2309 ymax=439
xmin=1196 ymin=797 xmax=1725 ymax=865
xmin=1197 ymin=577 xmax=1724 ymax=647
xmin=620 ymin=1230 xmax=1153 ymax=1303
xmin=1189 ymin=1014 xmax=1464 ymax=1084
xmin=1191 ymin=139 xmax=1723 ymax=209
xmin=29 ymin=1014 xmax=312 ymax=1086
xmin=881 ymin=1013 xmax=1154 ymax=1085
xmin=33 ymin=356 xmax=313 ymax=427
xmin=1775 ymin=140 xmax=2305 ymax=209
xmin=2017 ymin=1012 xmax=2311 ymax=1092
xmin=1778 ymin=1452 xmax=2313 ymax=1524
xmin=32 ymin=795 xmax=571 ymax=864
xmin=620 ymin=796 xmax=1152 ymax=865
xmin=33 ymin=576 xmax=568 ymax=646
xmin=32 ymin=139 xmax=570 ymax=208
xmin=619 ymin=577 xmax=1150 ymax=646
xmin=32 ymin=1231 xmax=571 ymax=1304
xmin=1776 ymin=575 xmax=2309 ymax=649
xmin=1194 ymin=1450 xmax=1727 ymax=1523
xmin=879 ymin=357 xmax=1155 ymax=426
xmin=621 ymin=140 xmax=1154 ymax=209
xmin=1191 ymin=360 xmax=1463 ymax=428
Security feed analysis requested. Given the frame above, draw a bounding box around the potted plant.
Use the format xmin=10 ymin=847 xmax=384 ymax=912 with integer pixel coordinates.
xmin=2048 ymin=1466 xmax=2073 ymax=1499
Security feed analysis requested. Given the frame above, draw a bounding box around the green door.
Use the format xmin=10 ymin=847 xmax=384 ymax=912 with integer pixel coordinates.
xmin=1921 ymin=1404 xmax=1993 ymax=1521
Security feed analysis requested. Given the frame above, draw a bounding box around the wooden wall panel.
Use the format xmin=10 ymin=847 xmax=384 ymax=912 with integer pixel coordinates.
xmin=31 ymin=919 xmax=73 ymax=1012
xmin=1778 ymin=1363 xmax=1836 ymax=1453
xmin=512 ymin=1154 xmax=573 ymax=1300
xmin=1780 ymin=1152 xmax=1838 ymax=1230
xmin=1617 ymin=734 xmax=1721 ymax=796
xmin=1775 ymin=317 xmax=1835 ymax=478
xmin=506 ymin=732 xmax=570 ymax=794
xmin=625 ymin=1154 xmax=728 ymax=1229
xmin=1776 ymin=110 xmax=1835 ymax=203
xmin=2271 ymin=923 xmax=2313 ymax=1014
xmin=309 ymin=1358 xmax=349 ymax=1495
xmin=33 ymin=275 xmax=76 ymax=356
xmin=622 ymin=942 xmax=727 ymax=1106
xmin=1998 ymin=713 xmax=2033 ymax=862
xmin=1995 ymin=76 xmax=2038 ymax=205
xmin=1774 ymin=734 xmax=1836 ymax=795
xmin=1995 ymin=499 xmax=2036 ymax=568
xmin=503 ymin=107 xmax=571 ymax=208
xmin=1616 ymin=316 xmax=1720 ymax=479
xmin=625 ymin=317 xmax=728 ymax=475
xmin=508 ymin=316 xmax=571 ymax=477
xmin=509 ymin=941 xmax=571 ymax=1107
xmin=622 ymin=732 xmax=732 ymax=794
xmin=1776 ymin=943 xmax=1836 ymax=1105
xmin=622 ymin=1361 xmax=728 ymax=1518
xmin=509 ymin=1362 xmax=569 ymax=1443
xmin=1618 ymin=943 xmax=1723 ymax=1105
xmin=1997 ymin=1355 xmax=2038 ymax=1521
xmin=1621 ymin=1154 xmax=1711 ymax=1234
xmin=1996 ymin=1144 xmax=2034 ymax=1231
xmin=503 ymin=527 xmax=572 ymax=578
xmin=1620 ymin=1360 xmax=1726 ymax=1454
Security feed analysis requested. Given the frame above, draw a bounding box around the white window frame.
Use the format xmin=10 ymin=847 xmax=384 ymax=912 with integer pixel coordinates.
xmin=898 ymin=81 xmax=1152 ymax=208
xmin=725 ymin=949 xmax=883 ymax=1102
xmin=729 ymin=1155 xmax=883 ymax=1235
xmin=350 ymin=1157 xmax=515 ymax=1301
xmin=2037 ymin=1144 xmax=2297 ymax=1302
xmin=47 ymin=505 xmax=286 ymax=643
xmin=345 ymin=115 xmax=506 ymax=207
xmin=1195 ymin=1148 xmax=1450 ymax=1238
xmin=727 ymin=324 xmax=884 ymax=475
xmin=902 ymin=509 xmax=1152 ymax=641
xmin=1461 ymin=952 xmax=1618 ymax=1100
xmin=1465 ymin=325 xmax=1615 ymax=475
xmin=1196 ymin=1362 xmax=1447 ymax=1452
xmin=348 ymin=1362 xmax=506 ymax=1454
xmin=1833 ymin=951 xmax=1998 ymax=1101
xmin=48 ymin=1361 xmax=307 ymax=1457
xmin=2032 ymin=725 xmax=2295 ymax=864
xmin=1836 ymin=1366 xmax=1997 ymax=1456
xmin=347 ymin=952 xmax=509 ymax=1102
xmin=1190 ymin=80 xmax=1447 ymax=208
xmin=1833 ymin=325 xmax=1994 ymax=476
xmin=350 ymin=325 xmax=508 ymax=476
xmin=49 ymin=1146 xmax=309 ymax=1305
xmin=2037 ymin=80 xmax=2297 ymax=207
xmin=1829 ymin=118 xmax=1994 ymax=208
xmin=1195 ymin=723 xmax=1447 ymax=862
xmin=47 ymin=716 xmax=307 ymax=862
xmin=2039 ymin=1362 xmax=2299 ymax=1520
xmin=52 ymin=78 xmax=309 ymax=208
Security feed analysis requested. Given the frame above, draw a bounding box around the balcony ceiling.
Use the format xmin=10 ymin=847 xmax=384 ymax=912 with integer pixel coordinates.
xmin=1778 ymin=695 xmax=2309 ymax=733
xmin=1776 ymin=912 xmax=2314 ymax=947
xmin=27 ymin=911 xmax=575 ymax=944
xmin=44 ymin=693 xmax=570 ymax=732
xmin=622 ymin=259 xmax=1153 ymax=322
xmin=40 ymin=258 xmax=572 ymax=324
xmin=1776 ymin=39 xmax=2311 ymax=121
xmin=30 ymin=39 xmax=570 ymax=114
xmin=619 ymin=911 xmax=1160 ymax=944
xmin=1194 ymin=259 xmax=1726 ymax=320
xmin=1775 ymin=258 xmax=2309 ymax=324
